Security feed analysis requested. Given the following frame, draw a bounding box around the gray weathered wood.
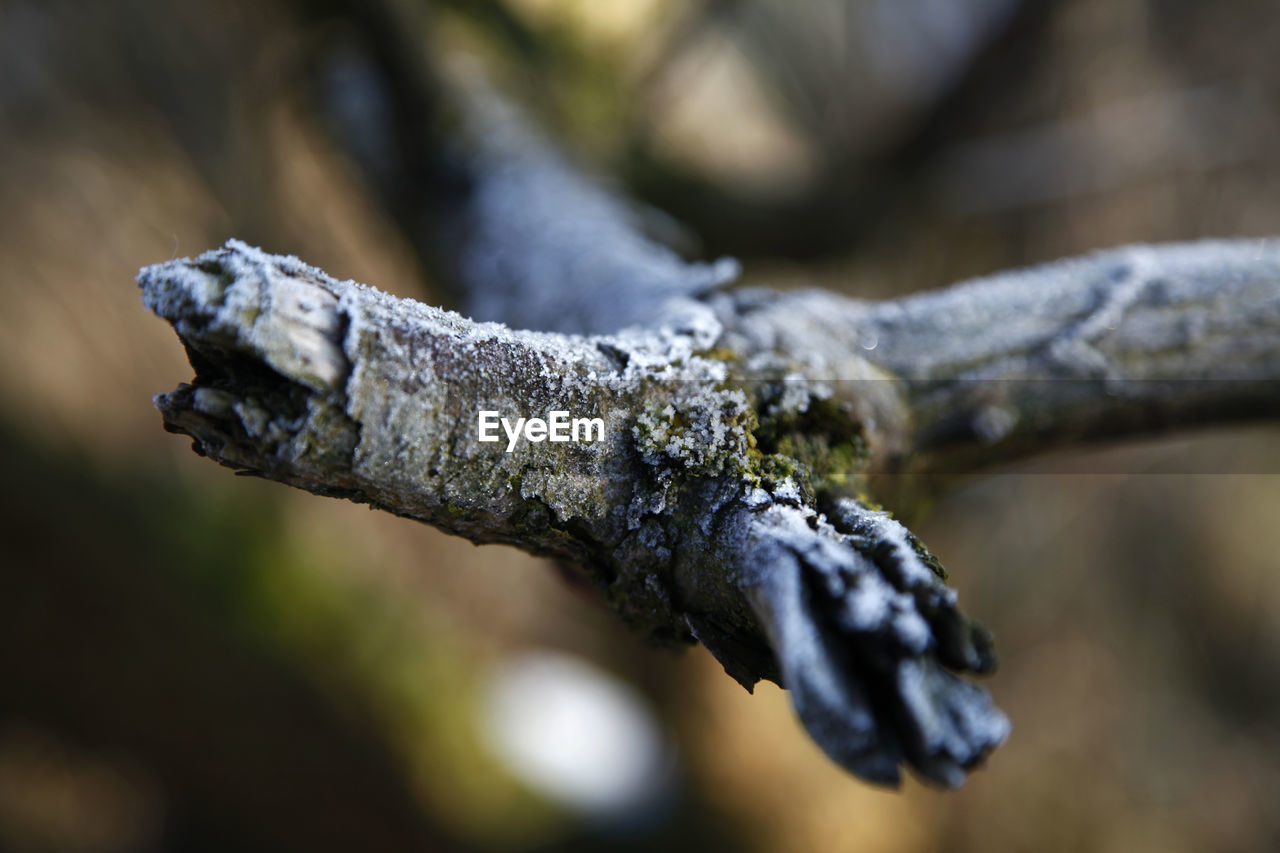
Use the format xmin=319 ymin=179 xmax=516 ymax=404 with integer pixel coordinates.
xmin=139 ymin=91 xmax=1279 ymax=788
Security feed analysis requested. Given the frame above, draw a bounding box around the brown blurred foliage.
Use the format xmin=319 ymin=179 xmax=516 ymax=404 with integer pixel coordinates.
xmin=0 ymin=1 xmax=1278 ymax=851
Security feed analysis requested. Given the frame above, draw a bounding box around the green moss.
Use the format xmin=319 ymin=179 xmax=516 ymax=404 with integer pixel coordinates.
xmin=694 ymin=346 xmax=741 ymax=364
xmin=751 ymin=394 xmax=870 ymax=496
xmin=756 ymin=452 xmax=803 ymax=481
xmin=631 ymin=378 xmax=876 ymax=515
xmin=908 ymin=535 xmax=948 ymax=581
xmin=855 ymin=493 xmax=886 ymax=513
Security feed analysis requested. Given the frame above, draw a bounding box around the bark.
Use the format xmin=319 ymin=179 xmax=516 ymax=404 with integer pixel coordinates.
xmin=719 ymin=239 xmax=1280 ymax=473
xmin=139 ymin=89 xmax=1280 ymax=789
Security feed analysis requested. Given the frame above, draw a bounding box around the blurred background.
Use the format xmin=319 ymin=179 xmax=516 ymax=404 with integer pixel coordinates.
xmin=1 ymin=0 xmax=1279 ymax=850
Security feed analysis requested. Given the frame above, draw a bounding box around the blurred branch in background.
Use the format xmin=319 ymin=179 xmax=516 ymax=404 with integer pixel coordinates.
xmin=3 ymin=0 xmax=1280 ymax=850
xmin=299 ymin=0 xmax=1062 ymax=264
xmin=624 ymin=0 xmax=1059 ymax=259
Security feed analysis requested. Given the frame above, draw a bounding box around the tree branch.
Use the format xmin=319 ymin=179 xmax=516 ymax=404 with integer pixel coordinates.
xmin=140 ymin=237 xmax=1005 ymax=787
xmin=139 ymin=85 xmax=1279 ymax=789
xmin=718 ymin=240 xmax=1280 ymax=472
